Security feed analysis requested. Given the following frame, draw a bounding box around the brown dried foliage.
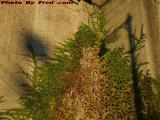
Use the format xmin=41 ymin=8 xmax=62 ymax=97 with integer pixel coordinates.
xmin=57 ymin=46 xmax=107 ymax=120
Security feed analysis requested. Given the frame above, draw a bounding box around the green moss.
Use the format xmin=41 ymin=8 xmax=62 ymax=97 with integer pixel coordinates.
xmin=103 ymin=48 xmax=136 ymax=119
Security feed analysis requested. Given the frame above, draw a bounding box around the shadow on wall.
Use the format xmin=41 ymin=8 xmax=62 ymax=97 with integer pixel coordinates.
xmin=124 ymin=14 xmax=143 ymax=120
xmin=23 ymin=33 xmax=49 ymax=61
xmin=17 ymin=33 xmax=49 ymax=87
xmin=102 ymin=13 xmax=144 ymax=119
xmin=125 ymin=13 xmax=160 ymax=119
xmin=0 ymin=33 xmax=49 ymax=94
xmin=99 ymin=13 xmax=144 ymax=119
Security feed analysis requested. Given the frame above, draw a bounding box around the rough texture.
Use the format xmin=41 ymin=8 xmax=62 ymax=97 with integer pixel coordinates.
xmin=0 ymin=1 xmax=90 ymax=110
xmin=61 ymin=46 xmax=107 ymax=120
xmin=0 ymin=0 xmax=159 ymax=111
xmin=93 ymin=0 xmax=108 ymax=6
xmin=101 ymin=0 xmax=160 ymax=78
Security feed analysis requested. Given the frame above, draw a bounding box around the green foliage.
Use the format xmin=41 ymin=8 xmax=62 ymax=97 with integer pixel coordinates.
xmin=53 ymin=24 xmax=96 ymax=68
xmin=132 ymin=25 xmax=160 ymax=119
xmin=2 ymin=108 xmax=30 ymax=120
xmin=0 ymin=96 xmax=5 ymax=119
xmin=1 ymin=10 xmax=100 ymax=119
xmin=139 ymin=73 xmax=160 ymax=119
xmin=0 ymin=97 xmax=13 ymax=120
xmin=102 ymin=25 xmax=160 ymax=119
xmin=88 ymin=7 xmax=106 ymax=46
xmin=1 ymin=6 xmax=160 ymax=120
xmin=103 ymin=48 xmax=136 ymax=119
xmin=105 ymin=29 xmax=120 ymax=44
xmin=19 ymin=26 xmax=96 ymax=120
xmin=75 ymin=24 xmax=97 ymax=47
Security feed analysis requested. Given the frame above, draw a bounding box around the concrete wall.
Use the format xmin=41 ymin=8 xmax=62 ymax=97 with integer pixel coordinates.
xmin=0 ymin=0 xmax=159 ymax=110
xmin=100 ymin=0 xmax=160 ymax=78
xmin=0 ymin=1 xmax=90 ymax=110
xmin=142 ymin=0 xmax=160 ymax=78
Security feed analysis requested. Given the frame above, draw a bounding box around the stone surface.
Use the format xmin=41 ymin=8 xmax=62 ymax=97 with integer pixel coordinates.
xmin=0 ymin=0 xmax=159 ymax=110
xmin=101 ymin=0 xmax=160 ymax=78
xmin=92 ymin=0 xmax=108 ymax=6
xmin=0 ymin=1 xmax=90 ymax=110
